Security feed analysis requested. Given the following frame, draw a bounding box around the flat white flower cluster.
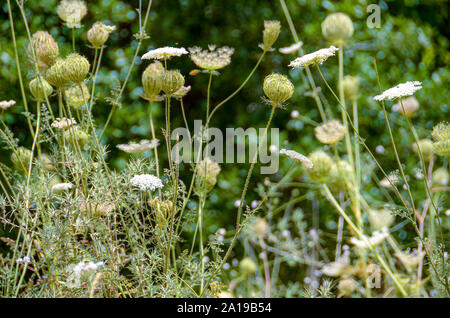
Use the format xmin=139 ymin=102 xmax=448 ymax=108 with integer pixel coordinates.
xmin=373 ymin=81 xmax=422 ymax=101
xmin=279 ymin=42 xmax=303 ymax=54
xmin=0 ymin=100 xmax=16 ymax=110
xmin=16 ymin=256 xmax=31 ymax=264
xmin=289 ymin=46 xmax=339 ymax=68
xmin=142 ymin=46 xmax=188 ymax=60
xmin=73 ymin=260 xmax=104 ymax=275
xmin=117 ymin=139 xmax=159 ymax=154
xmin=130 ymin=174 xmax=164 ymax=191
xmin=51 ymin=182 xmax=74 ymax=192
xmin=51 ymin=117 xmax=77 ymax=130
xmin=189 ymin=45 xmax=234 ymax=71
xmin=280 ymin=149 xmax=313 ymax=168
xmin=350 ymin=227 xmax=389 ymax=249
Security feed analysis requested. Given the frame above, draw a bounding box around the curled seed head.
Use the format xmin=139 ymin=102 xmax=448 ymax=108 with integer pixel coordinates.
xmin=64 ymin=125 xmax=89 ymax=146
xmin=263 ymin=73 xmax=294 ymax=105
xmin=29 ymin=31 xmax=59 ymax=67
xmin=161 ymin=70 xmax=185 ymax=96
xmin=45 ymin=58 xmax=69 ymax=88
xmin=142 ymin=61 xmax=165 ymax=99
xmin=63 ymin=53 xmax=90 ymax=83
xmin=321 ymin=13 xmax=354 ymax=46
xmin=29 ymin=77 xmax=53 ymax=101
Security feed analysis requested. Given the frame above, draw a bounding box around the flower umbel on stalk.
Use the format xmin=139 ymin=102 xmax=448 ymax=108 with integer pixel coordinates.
xmin=87 ymin=22 xmax=116 ymax=48
xmin=262 ymin=20 xmax=281 ymax=50
xmin=57 ymin=0 xmax=87 ymax=28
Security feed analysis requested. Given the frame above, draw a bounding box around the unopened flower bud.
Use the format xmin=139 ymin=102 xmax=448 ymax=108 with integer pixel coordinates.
xmin=263 ymin=73 xmax=294 ymax=105
xmin=87 ymin=22 xmax=116 ymax=48
xmin=315 ymin=120 xmax=345 ymax=144
xmin=196 ymin=157 xmax=221 ymax=192
xmin=322 ymin=13 xmax=354 ymax=46
xmin=431 ymin=122 xmax=450 ymax=156
xmin=307 ymin=150 xmax=334 ymax=184
xmin=161 ymin=70 xmax=185 ymax=96
xmin=29 ymin=77 xmax=53 ymax=101
xmin=239 ymin=257 xmax=257 ymax=275
xmin=11 ymin=147 xmax=33 ymax=172
xmin=29 ymin=31 xmax=59 ymax=67
xmin=253 ymin=217 xmax=267 ymax=237
xmin=65 ymin=82 xmax=90 ymax=108
xmin=63 ymin=53 xmax=90 ymax=83
xmin=412 ymin=139 xmax=434 ymax=161
xmin=64 ymin=125 xmax=89 ymax=147
xmin=338 ymin=279 xmax=356 ymax=296
xmin=340 ymin=75 xmax=359 ymax=101
xmin=142 ymin=61 xmax=164 ymax=99
xmin=432 ymin=167 xmax=449 ymax=186
xmin=262 ymin=20 xmax=281 ymax=49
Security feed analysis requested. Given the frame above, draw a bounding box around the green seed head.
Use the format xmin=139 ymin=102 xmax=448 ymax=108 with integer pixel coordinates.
xmin=63 ymin=53 xmax=90 ymax=83
xmin=64 ymin=125 xmax=89 ymax=147
xmin=142 ymin=61 xmax=165 ymax=99
xmin=29 ymin=31 xmax=59 ymax=67
xmin=263 ymin=73 xmax=294 ymax=105
xmin=306 ymin=150 xmax=334 ymax=184
xmin=239 ymin=257 xmax=257 ymax=275
xmin=29 ymin=77 xmax=53 ymax=101
xmin=45 ymin=58 xmax=69 ymax=88
xmin=412 ymin=139 xmax=434 ymax=161
xmin=87 ymin=22 xmax=116 ymax=48
xmin=161 ymin=70 xmax=185 ymax=96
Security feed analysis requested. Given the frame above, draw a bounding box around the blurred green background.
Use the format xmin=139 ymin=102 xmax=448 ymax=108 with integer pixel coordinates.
xmin=1 ymin=0 xmax=449 ymax=256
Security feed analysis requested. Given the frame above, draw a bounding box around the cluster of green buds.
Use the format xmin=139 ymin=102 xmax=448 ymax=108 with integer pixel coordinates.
xmin=431 ymin=122 xmax=450 ymax=156
xmin=263 ymin=73 xmax=294 ymax=106
xmin=148 ymin=198 xmax=174 ymax=228
xmin=321 ymin=13 xmax=354 ymax=46
xmin=63 ymin=125 xmax=89 ymax=147
xmin=10 ymin=147 xmax=33 ymax=173
xmin=29 ymin=31 xmax=59 ymax=68
xmin=65 ymin=82 xmax=90 ymax=108
xmin=340 ymin=75 xmax=360 ymax=101
xmin=195 ymin=157 xmax=221 ymax=193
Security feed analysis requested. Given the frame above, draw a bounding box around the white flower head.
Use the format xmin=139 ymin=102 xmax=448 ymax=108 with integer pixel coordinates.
xmin=279 ymin=42 xmax=303 ymax=54
xmin=373 ymin=81 xmax=422 ymax=101
xmin=141 ymin=46 xmax=188 ymax=60
xmin=289 ymin=46 xmax=339 ymax=68
xmin=280 ymin=149 xmax=313 ymax=168
xmin=350 ymin=227 xmax=389 ymax=249
xmin=188 ymin=45 xmax=234 ymax=71
xmin=52 ymin=182 xmax=74 ymax=193
xmin=0 ymin=100 xmax=16 ymax=110
xmin=57 ymin=0 xmax=87 ymax=28
xmin=51 ymin=117 xmax=77 ymax=130
xmin=130 ymin=174 xmax=163 ymax=191
xmin=117 ymin=139 xmax=159 ymax=154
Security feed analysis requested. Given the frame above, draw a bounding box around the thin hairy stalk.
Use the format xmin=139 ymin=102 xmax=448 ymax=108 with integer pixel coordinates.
xmin=7 ymin=0 xmax=34 ymax=138
xmin=279 ymin=0 xmax=327 ymax=122
xmin=206 ymin=50 xmax=267 ymax=123
xmin=201 ymin=104 xmax=277 ymax=296
xmin=322 ymin=184 xmax=407 ymax=296
xmin=99 ymin=0 xmax=153 ymax=140
xmin=148 ymin=101 xmax=161 ymax=191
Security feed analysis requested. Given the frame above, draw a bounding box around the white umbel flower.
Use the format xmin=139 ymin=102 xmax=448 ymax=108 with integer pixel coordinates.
xmin=280 ymin=149 xmax=313 ymax=168
xmin=51 ymin=117 xmax=77 ymax=130
xmin=279 ymin=42 xmax=303 ymax=54
xmin=130 ymin=174 xmax=163 ymax=191
xmin=350 ymin=227 xmax=389 ymax=249
xmin=142 ymin=46 xmax=188 ymax=60
xmin=189 ymin=45 xmax=234 ymax=70
xmin=289 ymin=46 xmax=339 ymax=68
xmin=117 ymin=139 xmax=159 ymax=154
xmin=0 ymin=100 xmax=16 ymax=110
xmin=52 ymin=182 xmax=74 ymax=193
xmin=373 ymin=81 xmax=422 ymax=101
